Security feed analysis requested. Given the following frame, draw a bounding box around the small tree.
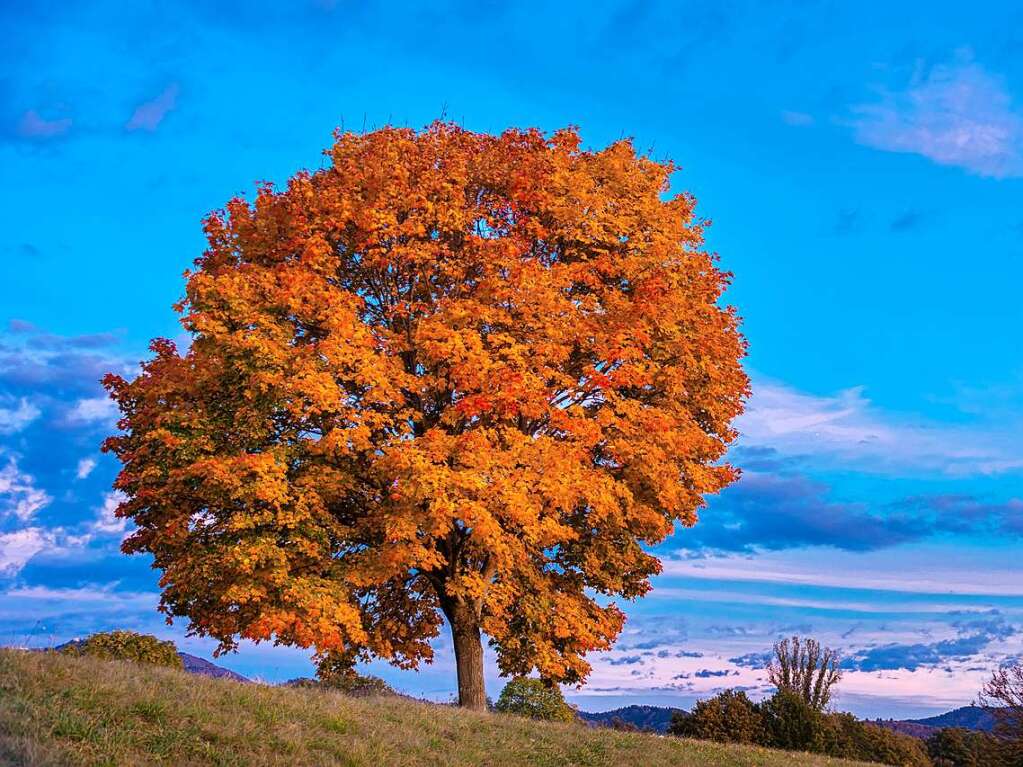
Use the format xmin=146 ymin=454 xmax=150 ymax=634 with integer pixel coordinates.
xmin=767 ymin=635 xmax=842 ymax=711
xmin=979 ymin=661 xmax=1023 ymax=742
xmin=59 ymin=630 xmax=183 ymax=670
xmin=494 ymin=677 xmax=575 ymax=722
xmin=669 ymin=689 xmax=765 ymax=744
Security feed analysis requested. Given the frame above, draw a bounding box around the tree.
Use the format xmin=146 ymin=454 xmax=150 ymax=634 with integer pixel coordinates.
xmin=927 ymin=727 xmax=1010 ymax=767
xmin=494 ymin=676 xmax=575 ymax=721
xmin=767 ymin=635 xmax=842 ymax=711
xmin=103 ymin=122 xmax=748 ymax=710
xmin=760 ymin=689 xmax=825 ymax=752
xmin=979 ymin=662 xmax=1023 ymax=742
xmin=669 ymin=689 xmax=765 ymax=744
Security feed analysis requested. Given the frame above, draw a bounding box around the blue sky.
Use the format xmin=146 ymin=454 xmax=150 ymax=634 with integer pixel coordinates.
xmin=2 ymin=0 xmax=1022 ymax=719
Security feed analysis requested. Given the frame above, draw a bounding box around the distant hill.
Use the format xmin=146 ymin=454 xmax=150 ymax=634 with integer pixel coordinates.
xmin=582 ymin=702 xmax=1007 ymax=739
xmin=578 ymin=704 xmax=682 ymax=732
xmin=872 ymin=719 xmax=940 ymax=739
xmin=873 ymin=706 xmax=1001 ymax=740
xmin=0 ymin=649 xmax=878 ymax=767
xmin=906 ymin=705 xmax=998 ymax=732
xmin=178 ymin=651 xmax=250 ymax=683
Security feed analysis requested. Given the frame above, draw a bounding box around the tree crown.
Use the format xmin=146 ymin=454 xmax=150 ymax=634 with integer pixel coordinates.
xmin=103 ymin=122 xmax=748 ymax=687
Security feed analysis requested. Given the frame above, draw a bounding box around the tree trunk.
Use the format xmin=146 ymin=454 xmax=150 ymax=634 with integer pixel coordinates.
xmin=442 ymin=598 xmax=487 ymax=711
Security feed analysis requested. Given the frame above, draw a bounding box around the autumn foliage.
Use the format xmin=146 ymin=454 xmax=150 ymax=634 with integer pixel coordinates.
xmin=103 ymin=122 xmax=748 ymax=709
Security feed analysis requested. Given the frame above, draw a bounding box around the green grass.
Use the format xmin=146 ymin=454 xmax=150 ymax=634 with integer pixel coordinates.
xmin=0 ymin=648 xmax=879 ymax=767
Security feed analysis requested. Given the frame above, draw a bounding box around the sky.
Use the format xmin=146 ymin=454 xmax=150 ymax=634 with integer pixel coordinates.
xmin=2 ymin=0 xmax=1022 ymax=720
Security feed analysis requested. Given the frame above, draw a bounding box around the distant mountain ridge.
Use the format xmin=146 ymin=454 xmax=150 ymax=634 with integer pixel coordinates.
xmin=578 ymin=704 xmax=681 ymax=732
xmin=178 ymin=651 xmax=249 ymax=683
xmin=578 ymin=702 xmax=1002 ymax=737
xmin=906 ymin=705 xmax=997 ymax=732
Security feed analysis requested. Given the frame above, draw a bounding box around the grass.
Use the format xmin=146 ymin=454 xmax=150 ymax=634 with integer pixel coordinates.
xmin=0 ymin=648 xmax=880 ymax=767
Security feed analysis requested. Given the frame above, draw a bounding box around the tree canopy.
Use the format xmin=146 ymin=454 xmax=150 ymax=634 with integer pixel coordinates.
xmin=767 ymin=636 xmax=842 ymax=711
xmin=103 ymin=122 xmax=748 ymax=709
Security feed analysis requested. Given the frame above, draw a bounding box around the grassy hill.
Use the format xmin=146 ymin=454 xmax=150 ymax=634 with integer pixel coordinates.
xmin=0 ymin=649 xmax=878 ymax=767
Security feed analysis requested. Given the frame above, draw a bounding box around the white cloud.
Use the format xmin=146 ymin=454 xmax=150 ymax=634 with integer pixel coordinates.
xmin=66 ymin=396 xmax=118 ymax=425
xmin=75 ymin=457 xmax=97 ymax=480
xmin=0 ymin=527 xmax=53 ymax=575
xmin=851 ymin=55 xmax=1023 ymax=178
xmin=0 ymin=458 xmax=52 ymax=522
xmin=737 ymin=378 xmax=1023 ymax=476
xmin=91 ymin=490 xmax=128 ymax=536
xmin=0 ymin=397 xmax=40 ymax=434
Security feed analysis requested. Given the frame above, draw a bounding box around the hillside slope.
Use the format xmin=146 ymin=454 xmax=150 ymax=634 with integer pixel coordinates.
xmin=0 ymin=650 xmax=877 ymax=767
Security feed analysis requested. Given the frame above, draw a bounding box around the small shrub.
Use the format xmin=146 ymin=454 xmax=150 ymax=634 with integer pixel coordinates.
xmin=669 ymin=689 xmax=765 ymax=745
xmin=59 ymin=631 xmax=182 ymax=670
xmin=494 ymin=677 xmax=575 ymax=722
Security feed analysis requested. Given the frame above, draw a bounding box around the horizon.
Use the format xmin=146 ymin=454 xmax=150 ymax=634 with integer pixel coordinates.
xmin=2 ymin=0 xmax=1022 ymax=722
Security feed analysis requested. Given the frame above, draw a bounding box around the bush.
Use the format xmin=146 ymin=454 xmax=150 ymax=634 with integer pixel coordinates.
xmin=322 ymin=672 xmax=395 ymax=697
xmin=308 ymin=650 xmax=396 ymax=697
xmin=285 ymin=672 xmax=396 ymax=697
xmin=761 ymin=689 xmax=824 ymax=752
xmin=669 ymin=689 xmax=765 ymax=744
xmin=672 ymin=687 xmax=931 ymax=766
xmin=853 ymin=722 xmax=931 ymax=767
xmin=58 ymin=631 xmax=183 ymax=670
xmin=494 ymin=677 xmax=575 ymax=722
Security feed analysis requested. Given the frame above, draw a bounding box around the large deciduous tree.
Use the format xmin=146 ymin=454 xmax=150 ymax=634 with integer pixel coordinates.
xmin=103 ymin=123 xmax=748 ymax=710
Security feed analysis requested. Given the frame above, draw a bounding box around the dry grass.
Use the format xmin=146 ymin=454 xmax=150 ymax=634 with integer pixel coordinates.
xmin=0 ymin=649 xmax=879 ymax=767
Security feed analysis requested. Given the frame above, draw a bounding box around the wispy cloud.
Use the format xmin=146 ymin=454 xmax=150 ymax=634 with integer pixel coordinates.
xmin=781 ymin=110 xmax=814 ymax=127
xmin=0 ymin=457 xmax=51 ymax=523
xmin=889 ymin=209 xmax=926 ymax=232
xmin=737 ymin=379 xmax=1023 ymax=476
xmin=0 ymin=397 xmax=40 ymax=435
xmin=90 ymin=491 xmax=128 ymax=537
xmin=660 ymin=546 xmax=1023 ymax=596
xmin=66 ymin=396 xmax=117 ymax=426
xmin=844 ymin=621 xmax=1014 ymax=672
xmin=851 ymin=55 xmax=1023 ymax=178
xmin=0 ymin=528 xmax=53 ymax=575
xmin=16 ymin=109 xmax=72 ymax=140
xmin=125 ymin=83 xmax=180 ymax=132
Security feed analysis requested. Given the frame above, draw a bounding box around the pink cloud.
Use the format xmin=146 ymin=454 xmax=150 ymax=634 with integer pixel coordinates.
xmin=125 ymin=83 xmax=180 ymax=132
xmin=17 ymin=110 xmax=72 ymax=139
